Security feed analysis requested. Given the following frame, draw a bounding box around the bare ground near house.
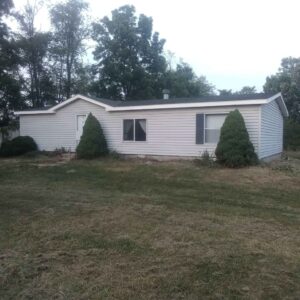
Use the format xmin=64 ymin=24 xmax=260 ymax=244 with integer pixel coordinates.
xmin=0 ymin=152 xmax=300 ymax=299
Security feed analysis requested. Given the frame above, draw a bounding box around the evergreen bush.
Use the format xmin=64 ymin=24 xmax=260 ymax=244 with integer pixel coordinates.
xmin=215 ymin=109 xmax=258 ymax=167
xmin=76 ymin=113 xmax=108 ymax=159
xmin=0 ymin=136 xmax=37 ymax=157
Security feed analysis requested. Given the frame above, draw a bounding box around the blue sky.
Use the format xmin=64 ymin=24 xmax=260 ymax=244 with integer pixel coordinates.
xmin=12 ymin=0 xmax=300 ymax=92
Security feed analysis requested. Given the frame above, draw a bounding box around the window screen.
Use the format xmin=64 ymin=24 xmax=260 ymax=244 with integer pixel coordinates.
xmin=123 ymin=119 xmax=134 ymax=141
xmin=135 ymin=119 xmax=146 ymax=141
xmin=123 ymin=119 xmax=147 ymax=141
xmin=205 ymin=114 xmax=227 ymax=143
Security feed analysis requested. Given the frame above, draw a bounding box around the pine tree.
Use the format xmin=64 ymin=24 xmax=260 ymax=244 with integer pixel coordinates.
xmin=76 ymin=113 xmax=108 ymax=159
xmin=215 ymin=109 xmax=258 ymax=167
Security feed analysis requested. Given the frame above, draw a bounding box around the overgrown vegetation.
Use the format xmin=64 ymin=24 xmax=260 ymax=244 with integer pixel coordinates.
xmin=195 ymin=150 xmax=215 ymax=167
xmin=215 ymin=110 xmax=258 ymax=167
xmin=76 ymin=113 xmax=108 ymax=159
xmin=0 ymin=155 xmax=299 ymax=298
xmin=0 ymin=135 xmax=37 ymax=157
xmin=284 ymin=118 xmax=300 ymax=150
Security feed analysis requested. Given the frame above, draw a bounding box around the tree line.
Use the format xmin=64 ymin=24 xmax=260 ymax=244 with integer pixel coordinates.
xmin=1 ymin=0 xmax=300 ymax=131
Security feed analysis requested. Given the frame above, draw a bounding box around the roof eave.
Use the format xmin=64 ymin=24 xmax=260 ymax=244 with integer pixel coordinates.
xmin=14 ymin=93 xmax=287 ymax=115
xmin=14 ymin=110 xmax=55 ymax=115
xmin=14 ymin=94 xmax=112 ymax=115
xmin=106 ymin=99 xmax=269 ymax=112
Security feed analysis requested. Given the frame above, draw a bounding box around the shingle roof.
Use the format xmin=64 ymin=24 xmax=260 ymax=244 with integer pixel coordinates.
xmin=88 ymin=92 xmax=277 ymax=107
xmin=17 ymin=93 xmax=278 ymax=111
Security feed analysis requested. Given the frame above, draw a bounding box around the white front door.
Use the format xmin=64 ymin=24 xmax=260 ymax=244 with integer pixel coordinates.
xmin=76 ymin=115 xmax=86 ymax=143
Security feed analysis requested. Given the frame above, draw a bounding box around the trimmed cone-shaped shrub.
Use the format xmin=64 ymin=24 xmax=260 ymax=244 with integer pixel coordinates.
xmin=215 ymin=109 xmax=258 ymax=168
xmin=76 ymin=113 xmax=108 ymax=159
xmin=0 ymin=136 xmax=37 ymax=157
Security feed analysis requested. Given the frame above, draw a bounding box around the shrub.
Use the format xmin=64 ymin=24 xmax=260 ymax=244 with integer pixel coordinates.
xmin=0 ymin=136 xmax=37 ymax=157
xmin=215 ymin=109 xmax=258 ymax=168
xmin=195 ymin=150 xmax=215 ymax=167
xmin=109 ymin=150 xmax=123 ymax=160
xmin=76 ymin=113 xmax=108 ymax=159
xmin=284 ymin=118 xmax=300 ymax=150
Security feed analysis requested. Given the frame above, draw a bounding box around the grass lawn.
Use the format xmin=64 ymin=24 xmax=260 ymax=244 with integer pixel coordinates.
xmin=0 ymin=153 xmax=300 ymax=299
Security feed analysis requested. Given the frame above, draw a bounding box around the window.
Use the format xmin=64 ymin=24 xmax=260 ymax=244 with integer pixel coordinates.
xmin=135 ymin=119 xmax=146 ymax=141
xmin=123 ymin=119 xmax=134 ymax=141
xmin=123 ymin=119 xmax=146 ymax=141
xmin=205 ymin=114 xmax=227 ymax=143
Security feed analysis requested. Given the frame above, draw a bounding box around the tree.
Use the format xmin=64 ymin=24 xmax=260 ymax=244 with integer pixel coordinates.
xmin=76 ymin=113 xmax=108 ymax=159
xmin=15 ymin=1 xmax=56 ymax=108
xmin=236 ymin=86 xmax=257 ymax=95
xmin=72 ymin=63 xmax=93 ymax=95
xmin=218 ymin=89 xmax=233 ymax=96
xmin=0 ymin=0 xmax=23 ymax=128
xmin=264 ymin=57 xmax=300 ymax=121
xmin=92 ymin=5 xmax=167 ymax=100
xmin=50 ymin=0 xmax=89 ymax=100
xmin=215 ymin=109 xmax=257 ymax=167
xmin=163 ymin=61 xmax=214 ymax=98
xmin=284 ymin=118 xmax=300 ymax=150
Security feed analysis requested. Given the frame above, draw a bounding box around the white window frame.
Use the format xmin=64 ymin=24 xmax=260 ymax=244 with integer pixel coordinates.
xmin=76 ymin=114 xmax=87 ymax=144
xmin=204 ymin=114 xmax=227 ymax=144
xmin=123 ymin=119 xmax=147 ymax=142
xmin=76 ymin=114 xmax=87 ymax=131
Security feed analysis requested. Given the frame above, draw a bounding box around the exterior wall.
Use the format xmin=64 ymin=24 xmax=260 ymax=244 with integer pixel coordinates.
xmin=259 ymin=100 xmax=283 ymax=159
xmin=20 ymin=99 xmax=260 ymax=157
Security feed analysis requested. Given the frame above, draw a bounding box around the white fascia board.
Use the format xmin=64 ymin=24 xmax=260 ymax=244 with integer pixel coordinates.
xmin=14 ymin=94 xmax=111 ymax=115
xmin=266 ymin=92 xmax=282 ymax=103
xmin=265 ymin=92 xmax=289 ymax=117
xmin=51 ymin=94 xmax=111 ymax=111
xmin=15 ymin=94 xmax=287 ymax=115
xmin=106 ymin=99 xmax=269 ymax=112
xmin=277 ymin=94 xmax=289 ymax=117
xmin=14 ymin=110 xmax=55 ymax=115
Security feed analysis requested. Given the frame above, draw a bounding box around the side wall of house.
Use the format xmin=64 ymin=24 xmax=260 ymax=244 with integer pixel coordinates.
xmin=20 ymin=99 xmax=260 ymax=157
xmin=260 ymin=100 xmax=284 ymax=159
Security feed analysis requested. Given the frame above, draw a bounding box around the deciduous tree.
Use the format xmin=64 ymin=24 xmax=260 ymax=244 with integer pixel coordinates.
xmin=50 ymin=0 xmax=89 ymax=100
xmin=163 ymin=62 xmax=214 ymax=98
xmin=92 ymin=5 xmax=167 ymax=100
xmin=264 ymin=57 xmax=300 ymax=121
xmin=0 ymin=0 xmax=23 ymax=127
xmin=15 ymin=1 xmax=55 ymax=107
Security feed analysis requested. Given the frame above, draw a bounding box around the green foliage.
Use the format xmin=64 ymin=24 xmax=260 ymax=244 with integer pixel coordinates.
xmin=218 ymin=89 xmax=233 ymax=96
xmin=163 ymin=62 xmax=215 ymax=98
xmin=0 ymin=136 xmax=37 ymax=157
xmin=50 ymin=0 xmax=89 ymax=100
xmin=0 ymin=0 xmax=23 ymax=126
xmin=15 ymin=1 xmax=55 ymax=108
xmin=92 ymin=5 xmax=167 ymax=100
xmin=264 ymin=57 xmax=300 ymax=122
xmin=215 ymin=110 xmax=258 ymax=168
xmin=195 ymin=150 xmax=215 ymax=167
xmin=284 ymin=118 xmax=300 ymax=150
xmin=76 ymin=113 xmax=108 ymax=159
xmin=236 ymin=86 xmax=257 ymax=95
xmin=218 ymin=86 xmax=256 ymax=96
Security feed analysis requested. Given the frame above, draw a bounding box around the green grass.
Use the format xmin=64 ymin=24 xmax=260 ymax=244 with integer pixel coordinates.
xmin=0 ymin=155 xmax=300 ymax=299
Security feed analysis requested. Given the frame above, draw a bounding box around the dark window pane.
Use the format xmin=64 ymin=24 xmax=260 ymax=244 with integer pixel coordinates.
xmin=135 ymin=119 xmax=146 ymax=141
xmin=123 ymin=119 xmax=134 ymax=141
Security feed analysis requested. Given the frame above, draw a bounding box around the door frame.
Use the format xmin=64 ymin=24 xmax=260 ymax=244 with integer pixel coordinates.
xmin=76 ymin=114 xmax=87 ymax=144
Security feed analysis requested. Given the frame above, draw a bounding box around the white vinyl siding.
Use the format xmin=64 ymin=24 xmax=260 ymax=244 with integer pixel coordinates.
xmin=260 ymin=100 xmax=283 ymax=159
xmin=20 ymin=99 xmax=260 ymax=157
